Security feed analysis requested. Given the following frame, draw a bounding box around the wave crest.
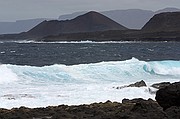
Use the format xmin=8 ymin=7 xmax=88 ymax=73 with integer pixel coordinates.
xmin=0 ymin=65 xmax=19 ymax=84
xmin=0 ymin=58 xmax=179 ymax=84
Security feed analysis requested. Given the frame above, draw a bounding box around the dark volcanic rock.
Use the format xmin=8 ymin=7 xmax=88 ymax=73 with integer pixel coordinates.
xmin=128 ymin=80 xmax=147 ymax=87
xmin=128 ymin=98 xmax=167 ymax=119
xmin=26 ymin=11 xmax=127 ymax=38
xmin=165 ymin=106 xmax=180 ymax=119
xmin=0 ymin=99 xmax=169 ymax=119
xmin=155 ymin=82 xmax=180 ymax=110
xmin=115 ymin=80 xmax=147 ymax=89
xmin=142 ymin=12 xmax=180 ymax=32
xmin=151 ymin=82 xmax=171 ymax=89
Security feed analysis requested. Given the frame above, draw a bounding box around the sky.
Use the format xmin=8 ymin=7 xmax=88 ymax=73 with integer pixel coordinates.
xmin=0 ymin=0 xmax=180 ymax=21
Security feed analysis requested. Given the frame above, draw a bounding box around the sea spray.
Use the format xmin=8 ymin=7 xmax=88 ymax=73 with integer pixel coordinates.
xmin=0 ymin=64 xmax=19 ymax=84
xmin=0 ymin=58 xmax=180 ymax=108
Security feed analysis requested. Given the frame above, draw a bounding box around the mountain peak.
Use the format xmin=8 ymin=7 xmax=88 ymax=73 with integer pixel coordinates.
xmin=85 ymin=11 xmax=99 ymax=15
xmin=155 ymin=7 xmax=180 ymax=14
xmin=27 ymin=11 xmax=127 ymax=38
xmin=142 ymin=12 xmax=180 ymax=31
xmin=73 ymin=11 xmax=105 ymax=21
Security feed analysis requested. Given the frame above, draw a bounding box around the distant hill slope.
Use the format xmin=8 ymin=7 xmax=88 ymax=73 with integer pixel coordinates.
xmin=58 ymin=11 xmax=87 ymax=21
xmin=102 ymin=9 xmax=154 ymax=29
xmin=59 ymin=7 xmax=180 ymax=29
xmin=155 ymin=7 xmax=180 ymax=14
xmin=26 ymin=11 xmax=127 ymax=38
xmin=59 ymin=9 xmax=154 ymax=29
xmin=1 ymin=12 xmax=180 ymax=41
xmin=0 ymin=7 xmax=179 ymax=35
xmin=142 ymin=12 xmax=180 ymax=31
xmin=0 ymin=18 xmax=47 ymax=34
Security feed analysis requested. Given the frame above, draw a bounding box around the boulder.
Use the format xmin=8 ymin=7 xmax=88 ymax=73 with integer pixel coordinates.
xmin=115 ymin=80 xmax=147 ymax=89
xmin=155 ymin=82 xmax=180 ymax=110
xmin=151 ymin=82 xmax=171 ymax=89
xmin=128 ymin=80 xmax=147 ymax=87
xmin=165 ymin=106 xmax=180 ymax=119
xmin=121 ymin=98 xmax=167 ymax=119
xmin=148 ymin=82 xmax=171 ymax=94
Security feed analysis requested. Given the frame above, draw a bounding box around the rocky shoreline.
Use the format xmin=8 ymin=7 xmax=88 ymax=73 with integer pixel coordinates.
xmin=0 ymin=99 xmax=165 ymax=119
xmin=0 ymin=81 xmax=180 ymax=119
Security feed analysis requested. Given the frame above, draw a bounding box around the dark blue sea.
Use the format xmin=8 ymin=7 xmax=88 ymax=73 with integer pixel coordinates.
xmin=0 ymin=41 xmax=180 ymax=108
xmin=0 ymin=41 xmax=180 ymax=66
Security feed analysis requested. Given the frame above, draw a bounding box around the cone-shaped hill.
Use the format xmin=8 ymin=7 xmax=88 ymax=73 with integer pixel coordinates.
xmin=142 ymin=12 xmax=180 ymax=32
xmin=26 ymin=11 xmax=127 ymax=38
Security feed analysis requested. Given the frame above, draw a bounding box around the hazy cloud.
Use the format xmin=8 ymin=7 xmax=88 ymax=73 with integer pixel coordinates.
xmin=0 ymin=0 xmax=180 ymax=21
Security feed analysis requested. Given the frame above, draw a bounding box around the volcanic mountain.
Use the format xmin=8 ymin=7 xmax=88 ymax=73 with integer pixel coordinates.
xmin=142 ymin=12 xmax=180 ymax=32
xmin=26 ymin=11 xmax=127 ymax=38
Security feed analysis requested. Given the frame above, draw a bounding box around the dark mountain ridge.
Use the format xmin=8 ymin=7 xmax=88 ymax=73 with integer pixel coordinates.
xmin=0 ymin=11 xmax=180 ymax=42
xmin=59 ymin=7 xmax=180 ymax=29
xmin=0 ymin=7 xmax=179 ymax=34
xmin=142 ymin=12 xmax=180 ymax=32
xmin=26 ymin=11 xmax=127 ymax=38
xmin=42 ymin=12 xmax=180 ymax=42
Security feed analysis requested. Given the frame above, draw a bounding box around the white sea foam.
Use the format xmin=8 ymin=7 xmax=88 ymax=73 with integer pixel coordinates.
xmin=0 ymin=58 xmax=180 ymax=109
xmin=0 ymin=65 xmax=19 ymax=84
xmin=143 ymin=60 xmax=180 ymax=76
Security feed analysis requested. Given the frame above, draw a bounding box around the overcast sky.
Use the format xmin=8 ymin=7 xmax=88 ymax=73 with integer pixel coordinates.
xmin=0 ymin=0 xmax=180 ymax=21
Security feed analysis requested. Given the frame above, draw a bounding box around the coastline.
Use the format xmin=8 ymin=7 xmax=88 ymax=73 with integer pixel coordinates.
xmin=0 ymin=30 xmax=180 ymax=42
xmin=0 ymin=98 xmax=177 ymax=119
xmin=41 ymin=30 xmax=180 ymax=42
xmin=1 ymin=81 xmax=180 ymax=119
xmin=0 ymin=99 xmax=162 ymax=119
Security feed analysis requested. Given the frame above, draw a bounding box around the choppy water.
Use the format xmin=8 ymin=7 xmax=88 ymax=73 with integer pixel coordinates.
xmin=0 ymin=41 xmax=180 ymax=66
xmin=0 ymin=41 xmax=180 ymax=109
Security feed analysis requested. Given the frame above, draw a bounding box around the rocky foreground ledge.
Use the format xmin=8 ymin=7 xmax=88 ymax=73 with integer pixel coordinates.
xmin=0 ymin=99 xmax=166 ymax=119
xmin=0 ymin=82 xmax=180 ymax=119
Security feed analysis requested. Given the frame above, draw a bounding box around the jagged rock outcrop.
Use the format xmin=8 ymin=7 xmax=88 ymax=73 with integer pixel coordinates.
xmin=114 ymin=80 xmax=147 ymax=89
xmin=151 ymin=82 xmax=171 ymax=89
xmin=0 ymin=99 xmax=168 ymax=119
xmin=156 ymin=82 xmax=180 ymax=110
xmin=142 ymin=12 xmax=180 ymax=32
xmin=165 ymin=106 xmax=180 ymax=119
xmin=26 ymin=11 xmax=127 ymax=38
xmin=149 ymin=82 xmax=171 ymax=94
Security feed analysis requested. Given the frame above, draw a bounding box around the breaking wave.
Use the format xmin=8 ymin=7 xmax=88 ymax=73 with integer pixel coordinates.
xmin=0 ymin=58 xmax=180 ymax=108
xmin=1 ymin=58 xmax=179 ymax=84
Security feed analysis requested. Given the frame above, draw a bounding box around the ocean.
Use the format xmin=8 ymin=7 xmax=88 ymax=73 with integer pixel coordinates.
xmin=0 ymin=41 xmax=180 ymax=109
